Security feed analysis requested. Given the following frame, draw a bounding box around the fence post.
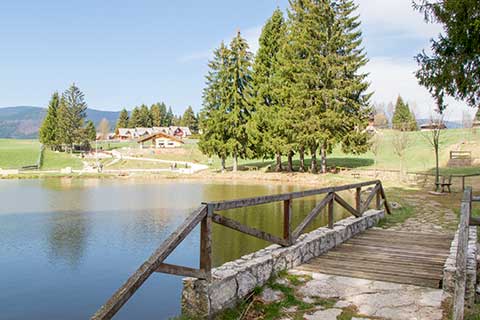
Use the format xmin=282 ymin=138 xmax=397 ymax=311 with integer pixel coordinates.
xmin=283 ymin=199 xmax=292 ymax=244
xmin=462 ymin=176 xmax=465 ymax=191
xmin=356 ymin=187 xmax=362 ymax=215
xmin=376 ymin=187 xmax=381 ymax=210
xmin=200 ymin=205 xmax=213 ymax=281
xmin=328 ymin=195 xmax=334 ymax=229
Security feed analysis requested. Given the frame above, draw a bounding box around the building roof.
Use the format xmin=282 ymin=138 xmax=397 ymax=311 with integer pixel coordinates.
xmin=136 ymin=132 xmax=185 ymax=144
xmin=117 ymin=128 xmax=133 ymax=136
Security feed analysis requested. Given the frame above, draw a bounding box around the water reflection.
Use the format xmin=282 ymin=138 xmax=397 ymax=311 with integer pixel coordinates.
xmin=0 ymin=179 xmax=355 ymax=320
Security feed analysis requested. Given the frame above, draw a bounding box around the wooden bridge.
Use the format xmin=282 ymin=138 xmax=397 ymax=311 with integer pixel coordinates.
xmin=90 ymin=180 xmax=476 ymax=320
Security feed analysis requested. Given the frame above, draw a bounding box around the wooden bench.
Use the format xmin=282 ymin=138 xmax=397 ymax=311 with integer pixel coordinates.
xmin=351 ymin=172 xmax=360 ymax=179
xmin=244 ymin=165 xmax=258 ymax=171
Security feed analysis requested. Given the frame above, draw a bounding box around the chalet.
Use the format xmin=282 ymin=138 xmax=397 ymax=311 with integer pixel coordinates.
xmin=115 ymin=126 xmax=192 ymax=140
xmin=420 ymin=122 xmax=447 ymax=131
xmin=137 ymin=132 xmax=184 ymax=149
xmin=117 ymin=128 xmax=135 ymax=140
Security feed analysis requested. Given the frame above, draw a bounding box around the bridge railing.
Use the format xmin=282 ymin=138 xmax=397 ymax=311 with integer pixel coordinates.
xmin=452 ymin=186 xmax=479 ymax=320
xmin=91 ymin=180 xmax=391 ymax=320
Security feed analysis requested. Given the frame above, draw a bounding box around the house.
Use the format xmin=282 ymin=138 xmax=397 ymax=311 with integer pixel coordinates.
xmin=134 ymin=127 xmax=154 ymax=138
xmin=117 ymin=128 xmax=135 ymax=140
xmin=420 ymin=122 xmax=447 ymax=131
xmin=137 ymin=132 xmax=185 ymax=149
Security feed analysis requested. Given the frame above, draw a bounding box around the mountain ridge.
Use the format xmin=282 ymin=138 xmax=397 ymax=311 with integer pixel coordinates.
xmin=0 ymin=106 xmax=121 ymax=139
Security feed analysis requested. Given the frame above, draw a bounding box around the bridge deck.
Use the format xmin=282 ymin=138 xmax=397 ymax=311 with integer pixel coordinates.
xmin=297 ymin=229 xmax=453 ymax=288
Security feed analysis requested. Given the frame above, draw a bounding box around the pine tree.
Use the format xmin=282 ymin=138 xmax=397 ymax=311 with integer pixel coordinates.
xmin=159 ymin=103 xmax=168 ymax=126
xmin=39 ymin=92 xmax=60 ymax=149
xmin=392 ymin=96 xmax=416 ymax=131
xmin=150 ymin=103 xmax=162 ymax=127
xmin=166 ymin=107 xmax=174 ymax=126
xmin=61 ymin=83 xmax=88 ymax=150
xmin=138 ymin=104 xmax=152 ymax=127
xmin=252 ymin=8 xmax=289 ymax=172
xmin=56 ymin=97 xmax=75 ymax=151
xmin=128 ymin=107 xmax=141 ymax=128
xmin=181 ymin=106 xmax=197 ymax=129
xmin=83 ymin=120 xmax=97 ymax=149
xmin=199 ymin=42 xmax=232 ymax=171
xmin=116 ymin=108 xmax=129 ymax=130
xmin=225 ymin=31 xmax=255 ymax=171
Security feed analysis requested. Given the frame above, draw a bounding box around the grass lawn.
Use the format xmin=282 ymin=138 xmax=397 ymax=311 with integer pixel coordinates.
xmin=106 ymin=159 xmax=172 ymax=170
xmin=0 ymin=139 xmax=41 ymax=169
xmin=41 ymin=149 xmax=83 ymax=170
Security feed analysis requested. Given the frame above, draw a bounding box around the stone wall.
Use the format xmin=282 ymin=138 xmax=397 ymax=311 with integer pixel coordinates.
xmin=443 ymin=226 xmax=478 ymax=308
xmin=181 ymin=209 xmax=385 ymax=318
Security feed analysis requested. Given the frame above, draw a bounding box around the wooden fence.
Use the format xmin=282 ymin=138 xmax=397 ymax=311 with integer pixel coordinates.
xmin=452 ymin=186 xmax=479 ymax=320
xmin=91 ymin=180 xmax=391 ymax=320
xmin=450 ymin=151 xmax=472 ymax=160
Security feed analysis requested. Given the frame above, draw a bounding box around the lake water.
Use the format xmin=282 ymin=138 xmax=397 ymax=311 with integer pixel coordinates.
xmin=0 ymin=179 xmax=353 ymax=319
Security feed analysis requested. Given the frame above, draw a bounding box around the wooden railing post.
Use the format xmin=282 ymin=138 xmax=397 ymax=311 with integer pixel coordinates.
xmin=376 ymin=186 xmax=381 ymax=210
xmin=283 ymin=199 xmax=292 ymax=244
xmin=200 ymin=204 xmax=213 ymax=281
xmin=462 ymin=176 xmax=465 ymax=191
xmin=356 ymin=187 xmax=361 ymax=215
xmin=328 ymin=194 xmax=334 ymax=229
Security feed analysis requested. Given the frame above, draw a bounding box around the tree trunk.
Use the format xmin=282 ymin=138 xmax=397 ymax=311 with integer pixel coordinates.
xmin=320 ymin=143 xmax=327 ymax=174
xmin=233 ymin=153 xmax=238 ymax=172
xmin=299 ymin=147 xmax=305 ymax=172
xmin=275 ymin=153 xmax=282 ymax=172
xmin=435 ymin=144 xmax=440 ymax=192
xmin=310 ymin=146 xmax=318 ymax=174
xmin=221 ymin=157 xmax=226 ymax=173
xmin=287 ymin=151 xmax=294 ymax=172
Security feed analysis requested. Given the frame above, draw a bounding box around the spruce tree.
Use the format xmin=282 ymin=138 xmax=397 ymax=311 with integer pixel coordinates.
xmin=392 ymin=96 xmax=416 ymax=131
xmin=252 ymin=8 xmax=289 ymax=172
xmin=128 ymin=107 xmax=141 ymax=127
xmin=116 ymin=108 xmax=129 ymax=130
xmin=181 ymin=106 xmax=197 ymax=129
xmin=56 ymin=97 xmax=74 ymax=151
xmin=199 ymin=42 xmax=232 ymax=171
xmin=138 ymin=104 xmax=152 ymax=127
xmin=150 ymin=103 xmax=162 ymax=126
xmin=159 ymin=103 xmax=168 ymax=126
xmin=225 ymin=31 xmax=255 ymax=172
xmin=39 ymin=92 xmax=60 ymax=149
xmin=166 ymin=107 xmax=174 ymax=126
xmin=60 ymin=83 xmax=88 ymax=150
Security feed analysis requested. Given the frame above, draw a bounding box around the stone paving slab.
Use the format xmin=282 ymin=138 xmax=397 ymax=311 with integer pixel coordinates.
xmin=291 ymin=269 xmax=448 ymax=320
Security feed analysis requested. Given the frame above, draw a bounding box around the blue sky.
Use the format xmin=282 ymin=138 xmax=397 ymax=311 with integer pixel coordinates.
xmin=0 ymin=0 xmax=474 ymax=120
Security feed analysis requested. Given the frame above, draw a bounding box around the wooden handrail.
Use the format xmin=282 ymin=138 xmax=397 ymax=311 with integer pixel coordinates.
xmin=91 ymin=180 xmax=391 ymax=320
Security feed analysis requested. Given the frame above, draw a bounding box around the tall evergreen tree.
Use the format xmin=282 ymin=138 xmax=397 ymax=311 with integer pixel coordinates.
xmin=116 ymin=108 xmax=129 ymax=130
xmin=199 ymin=42 xmax=232 ymax=171
xmin=165 ymin=107 xmax=174 ymax=126
xmin=56 ymin=97 xmax=75 ymax=150
xmin=252 ymin=8 xmax=289 ymax=172
xmin=181 ymin=106 xmax=197 ymax=129
xmin=138 ymin=104 xmax=153 ymax=127
xmin=159 ymin=103 xmax=168 ymax=126
xmin=39 ymin=92 xmax=60 ymax=149
xmin=392 ymin=96 xmax=417 ymax=131
xmin=225 ymin=31 xmax=255 ymax=172
xmin=84 ymin=120 xmax=97 ymax=148
xmin=150 ymin=103 xmax=162 ymax=126
xmin=128 ymin=107 xmax=141 ymax=128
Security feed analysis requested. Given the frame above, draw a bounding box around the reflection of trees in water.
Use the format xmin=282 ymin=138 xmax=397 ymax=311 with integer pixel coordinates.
xmin=47 ymin=211 xmax=90 ymax=268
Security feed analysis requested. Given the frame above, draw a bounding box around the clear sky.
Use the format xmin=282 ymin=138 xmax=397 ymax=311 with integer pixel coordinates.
xmin=0 ymin=0 xmax=474 ymax=120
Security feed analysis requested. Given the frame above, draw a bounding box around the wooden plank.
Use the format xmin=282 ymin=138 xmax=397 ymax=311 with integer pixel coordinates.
xmin=379 ymin=185 xmax=392 ymax=214
xmin=306 ymin=258 xmax=443 ymax=280
xmin=324 ymin=250 xmax=447 ymax=266
xmin=363 ymin=229 xmax=453 ymax=240
xmin=155 ymin=263 xmax=207 ymax=279
xmin=297 ymin=265 xmax=440 ymax=288
xmin=345 ymin=239 xmax=450 ymax=253
xmin=91 ymin=205 xmax=208 ymax=320
xmin=362 ymin=183 xmax=380 ymax=213
xmin=199 ymin=205 xmax=213 ymax=280
xmin=313 ymin=256 xmax=444 ymax=276
xmin=354 ymin=234 xmax=452 ymax=248
xmin=355 ymin=187 xmax=361 ymax=213
xmin=212 ymin=213 xmax=289 ymax=247
xmin=292 ymin=193 xmax=334 ymax=239
xmin=334 ymin=193 xmax=360 ymax=217
xmin=338 ymin=243 xmax=450 ymax=258
xmin=331 ymin=248 xmax=449 ymax=264
xmin=207 ymin=180 xmax=380 ymax=211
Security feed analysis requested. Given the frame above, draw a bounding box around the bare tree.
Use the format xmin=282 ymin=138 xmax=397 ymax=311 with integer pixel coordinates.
xmin=99 ymin=118 xmax=110 ymax=140
xmin=422 ymin=115 xmax=444 ymax=192
xmin=392 ymin=127 xmax=410 ymax=179
xmin=369 ymin=133 xmax=382 ymax=177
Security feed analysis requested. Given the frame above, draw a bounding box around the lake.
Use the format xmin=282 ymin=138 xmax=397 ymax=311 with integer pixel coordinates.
xmin=0 ymin=179 xmax=353 ymax=319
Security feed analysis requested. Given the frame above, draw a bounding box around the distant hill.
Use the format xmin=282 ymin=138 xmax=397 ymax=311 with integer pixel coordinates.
xmin=0 ymin=106 xmax=120 ymax=139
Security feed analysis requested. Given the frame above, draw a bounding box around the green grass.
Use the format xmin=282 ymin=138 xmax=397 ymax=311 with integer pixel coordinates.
xmin=377 ymin=198 xmax=415 ymax=228
xmin=0 ymin=139 xmax=41 ymax=169
xmin=40 ymin=149 xmax=83 ymax=170
xmin=105 ymin=159 xmax=172 ymax=170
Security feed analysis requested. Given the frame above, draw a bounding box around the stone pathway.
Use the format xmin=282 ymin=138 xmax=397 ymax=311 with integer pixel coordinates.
xmin=290 ymin=270 xmax=445 ymax=320
xmin=387 ymin=193 xmax=458 ymax=234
